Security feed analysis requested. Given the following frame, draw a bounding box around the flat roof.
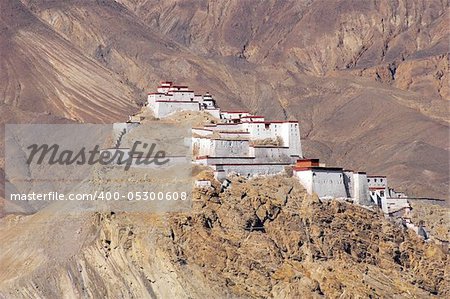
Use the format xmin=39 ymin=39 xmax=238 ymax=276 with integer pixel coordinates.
xmin=250 ymin=145 xmax=289 ymax=148
xmin=294 ymin=166 xmax=343 ymax=172
xmin=211 ymin=138 xmax=249 ymax=141
xmin=297 ymin=158 xmax=320 ymax=162
xmin=155 ymin=100 xmax=199 ymax=103
xmin=220 ymin=131 xmax=250 ymax=134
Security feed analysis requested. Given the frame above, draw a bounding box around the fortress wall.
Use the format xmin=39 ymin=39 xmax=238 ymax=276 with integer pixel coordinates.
xmin=214 ymin=163 xmax=288 ymax=177
xmin=353 ymin=172 xmax=371 ymax=205
xmin=195 ymin=157 xmax=256 ymax=165
xmin=296 ymin=169 xmax=347 ymax=199
xmin=170 ymin=91 xmax=195 ymax=101
xmin=192 ymin=137 xmax=213 ymax=157
xmin=154 ymin=101 xmax=200 ymax=117
xmin=250 ymin=146 xmax=294 ymax=163
xmin=217 ymin=131 xmax=249 ymax=139
xmin=212 ymin=139 xmax=249 ymax=157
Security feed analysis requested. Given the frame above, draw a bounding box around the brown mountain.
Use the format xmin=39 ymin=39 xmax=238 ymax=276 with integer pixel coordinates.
xmin=0 ymin=1 xmax=449 ymax=297
xmin=0 ymin=0 xmax=138 ymax=123
xmin=9 ymin=0 xmax=448 ymax=199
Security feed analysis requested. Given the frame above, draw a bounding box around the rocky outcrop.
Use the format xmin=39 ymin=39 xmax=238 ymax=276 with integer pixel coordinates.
xmin=165 ymin=175 xmax=449 ymax=297
xmin=0 ymin=175 xmax=448 ymax=298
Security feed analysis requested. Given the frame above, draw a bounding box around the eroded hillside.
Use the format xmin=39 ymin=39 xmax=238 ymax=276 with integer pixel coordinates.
xmin=117 ymin=0 xmax=449 ymax=100
xmin=0 ymin=0 xmax=138 ymax=123
xmin=12 ymin=0 xmax=449 ymax=199
xmin=0 ymin=175 xmax=448 ymax=298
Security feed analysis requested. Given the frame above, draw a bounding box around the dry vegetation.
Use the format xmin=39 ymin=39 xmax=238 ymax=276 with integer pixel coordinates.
xmin=0 ymin=174 xmax=448 ymax=297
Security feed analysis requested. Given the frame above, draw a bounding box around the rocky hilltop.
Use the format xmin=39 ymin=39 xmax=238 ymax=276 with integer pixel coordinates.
xmin=0 ymin=174 xmax=448 ymax=298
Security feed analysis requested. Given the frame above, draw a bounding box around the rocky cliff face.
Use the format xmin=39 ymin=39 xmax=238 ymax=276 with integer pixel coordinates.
xmin=117 ymin=0 xmax=449 ymax=99
xmin=0 ymin=175 xmax=448 ymax=298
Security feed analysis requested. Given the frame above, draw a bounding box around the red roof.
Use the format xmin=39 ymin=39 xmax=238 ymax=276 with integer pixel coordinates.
xmin=297 ymin=158 xmax=320 ymax=163
xmin=293 ymin=166 xmax=343 ymax=171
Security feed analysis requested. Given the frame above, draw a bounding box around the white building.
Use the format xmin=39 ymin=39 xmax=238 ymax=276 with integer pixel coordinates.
xmin=145 ymin=81 xmax=406 ymax=213
xmin=147 ymin=82 xmax=219 ymax=118
xmin=293 ymin=159 xmax=377 ymax=205
xmin=367 ymin=175 xmax=389 ymax=211
xmin=190 ymin=107 xmax=303 ymax=178
xmin=220 ymin=111 xmax=251 ymax=123
xmin=293 ymin=159 xmax=347 ymax=199
xmin=343 ymin=170 xmax=371 ymax=205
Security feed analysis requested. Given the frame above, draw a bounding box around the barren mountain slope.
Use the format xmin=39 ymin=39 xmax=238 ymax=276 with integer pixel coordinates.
xmin=17 ymin=0 xmax=450 ymax=199
xmin=117 ymin=0 xmax=449 ymax=100
xmin=20 ymin=0 xmax=247 ymax=108
xmin=0 ymin=176 xmax=448 ymax=298
xmin=0 ymin=0 xmax=138 ymax=123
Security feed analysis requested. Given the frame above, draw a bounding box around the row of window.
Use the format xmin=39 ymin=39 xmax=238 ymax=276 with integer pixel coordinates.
xmin=368 ymin=178 xmax=384 ymax=183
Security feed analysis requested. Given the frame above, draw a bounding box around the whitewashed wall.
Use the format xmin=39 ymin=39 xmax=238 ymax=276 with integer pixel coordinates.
xmin=195 ymin=157 xmax=256 ymax=165
xmin=211 ymin=139 xmax=249 ymax=157
xmin=250 ymin=146 xmax=294 ymax=162
xmin=296 ymin=169 xmax=347 ymax=199
xmin=213 ymin=163 xmax=288 ymax=177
